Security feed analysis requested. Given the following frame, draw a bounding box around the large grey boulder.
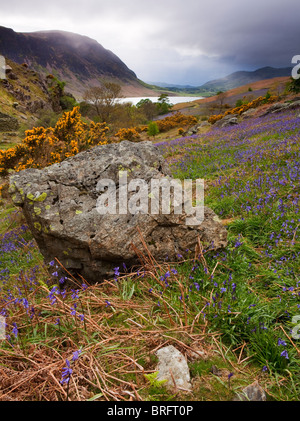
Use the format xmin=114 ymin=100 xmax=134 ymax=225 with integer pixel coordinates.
xmin=9 ymin=140 xmax=227 ymax=283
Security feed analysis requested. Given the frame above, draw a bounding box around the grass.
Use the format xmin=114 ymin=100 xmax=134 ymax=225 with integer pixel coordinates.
xmin=0 ymin=108 xmax=299 ymax=401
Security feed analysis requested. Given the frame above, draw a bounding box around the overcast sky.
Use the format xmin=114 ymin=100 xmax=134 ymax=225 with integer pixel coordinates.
xmin=0 ymin=0 xmax=299 ymax=85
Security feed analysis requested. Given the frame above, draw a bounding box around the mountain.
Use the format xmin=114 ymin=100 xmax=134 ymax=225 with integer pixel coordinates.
xmin=0 ymin=26 xmax=158 ymax=99
xmin=147 ymin=81 xmax=197 ymax=89
xmin=198 ymin=66 xmax=292 ymax=93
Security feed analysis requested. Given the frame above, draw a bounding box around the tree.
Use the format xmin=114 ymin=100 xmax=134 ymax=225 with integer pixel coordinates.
xmin=216 ymin=91 xmax=228 ymax=113
xmin=156 ymin=94 xmax=173 ymax=115
xmin=83 ymin=81 xmax=122 ymax=122
xmin=289 ymin=76 xmax=300 ymax=94
xmin=136 ymin=98 xmax=158 ymax=120
xmin=147 ymin=121 xmax=159 ymax=138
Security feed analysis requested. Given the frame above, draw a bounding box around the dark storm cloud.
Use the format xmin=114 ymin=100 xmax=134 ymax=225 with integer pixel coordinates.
xmin=0 ymin=0 xmax=299 ymax=84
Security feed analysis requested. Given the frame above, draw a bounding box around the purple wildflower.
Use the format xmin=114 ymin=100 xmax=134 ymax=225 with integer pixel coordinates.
xmin=72 ymin=350 xmax=81 ymax=361
xmin=12 ymin=323 xmax=18 ymax=338
xmin=60 ymin=359 xmax=73 ymax=384
xmin=280 ymin=350 xmax=289 ymax=359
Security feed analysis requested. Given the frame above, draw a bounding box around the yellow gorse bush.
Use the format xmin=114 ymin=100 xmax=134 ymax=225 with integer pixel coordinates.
xmin=115 ymin=127 xmax=141 ymax=141
xmin=156 ymin=112 xmax=197 ymax=132
xmin=208 ymin=95 xmax=279 ymax=124
xmin=0 ymin=107 xmax=109 ymax=175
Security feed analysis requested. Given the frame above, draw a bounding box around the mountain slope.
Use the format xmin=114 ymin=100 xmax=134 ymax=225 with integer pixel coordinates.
xmin=0 ymin=26 xmax=158 ymax=99
xmin=199 ymin=66 xmax=292 ymax=92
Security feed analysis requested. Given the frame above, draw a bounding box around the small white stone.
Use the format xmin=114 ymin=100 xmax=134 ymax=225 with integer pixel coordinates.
xmin=156 ymin=345 xmax=192 ymax=392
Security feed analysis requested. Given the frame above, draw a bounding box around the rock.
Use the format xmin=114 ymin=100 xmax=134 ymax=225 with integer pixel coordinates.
xmin=214 ymin=114 xmax=238 ymax=128
xmin=9 ymin=140 xmax=227 ymax=283
xmin=15 ymin=105 xmax=28 ymax=114
xmin=8 ymin=72 xmax=18 ymax=81
xmin=156 ymin=345 xmax=192 ymax=392
xmin=0 ymin=112 xmax=19 ymax=132
xmin=210 ymin=365 xmax=222 ymax=376
xmin=241 ymin=108 xmax=256 ymax=119
xmin=199 ymin=121 xmax=211 ymax=128
xmin=261 ymin=99 xmax=300 ymax=117
xmin=233 ymin=381 xmax=266 ymax=401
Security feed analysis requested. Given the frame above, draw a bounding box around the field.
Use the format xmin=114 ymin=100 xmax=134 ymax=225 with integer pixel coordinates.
xmin=0 ymin=108 xmax=299 ymax=401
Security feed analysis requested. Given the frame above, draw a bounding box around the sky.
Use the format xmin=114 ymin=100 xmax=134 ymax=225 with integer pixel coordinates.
xmin=0 ymin=0 xmax=299 ymax=86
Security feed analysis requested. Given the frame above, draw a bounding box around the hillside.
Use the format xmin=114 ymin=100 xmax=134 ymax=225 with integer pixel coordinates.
xmin=0 ymin=26 xmax=160 ymax=99
xmin=198 ymin=66 xmax=292 ymax=93
xmin=172 ymin=75 xmax=291 ymax=117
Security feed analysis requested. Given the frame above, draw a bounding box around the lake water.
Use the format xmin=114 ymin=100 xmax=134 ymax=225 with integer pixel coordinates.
xmin=119 ymin=96 xmax=204 ymax=106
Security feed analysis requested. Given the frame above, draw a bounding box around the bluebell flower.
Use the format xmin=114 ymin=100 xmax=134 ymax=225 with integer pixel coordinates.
xmin=12 ymin=323 xmax=18 ymax=338
xmin=71 ymin=289 xmax=79 ymax=300
xmin=60 ymin=359 xmax=73 ymax=384
xmin=280 ymin=350 xmax=289 ymax=359
xmin=72 ymin=350 xmax=81 ymax=361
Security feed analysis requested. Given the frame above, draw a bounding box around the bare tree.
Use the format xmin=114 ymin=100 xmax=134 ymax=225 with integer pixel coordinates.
xmin=83 ymin=81 xmax=122 ymax=122
xmin=216 ymin=91 xmax=228 ymax=113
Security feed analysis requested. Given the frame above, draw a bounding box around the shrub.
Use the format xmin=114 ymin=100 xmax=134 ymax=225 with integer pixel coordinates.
xmin=208 ymin=95 xmax=279 ymax=124
xmin=115 ymin=127 xmax=141 ymax=141
xmin=0 ymin=107 xmax=109 ymax=175
xmin=147 ymin=121 xmax=159 ymax=138
xmin=156 ymin=112 xmax=197 ymax=133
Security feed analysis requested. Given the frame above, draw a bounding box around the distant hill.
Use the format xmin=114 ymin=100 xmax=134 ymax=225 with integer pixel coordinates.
xmin=198 ymin=66 xmax=292 ymax=93
xmin=0 ymin=26 xmax=159 ymax=99
xmin=147 ymin=67 xmax=292 ymax=96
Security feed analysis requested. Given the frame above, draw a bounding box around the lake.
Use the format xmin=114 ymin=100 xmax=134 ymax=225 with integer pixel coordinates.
xmin=119 ymin=96 xmax=204 ymax=106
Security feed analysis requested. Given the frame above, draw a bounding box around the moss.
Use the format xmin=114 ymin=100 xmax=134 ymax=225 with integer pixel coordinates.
xmin=26 ymin=192 xmax=47 ymax=202
xmin=45 ymin=205 xmax=51 ymax=210
xmin=27 ymin=193 xmax=35 ymax=201
xmin=35 ymin=192 xmax=47 ymax=202
xmin=33 ymin=206 xmax=41 ymax=215
xmin=8 ymin=183 xmax=16 ymax=194
xmin=34 ymin=222 xmax=42 ymax=231
xmin=75 ymin=210 xmax=83 ymax=215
